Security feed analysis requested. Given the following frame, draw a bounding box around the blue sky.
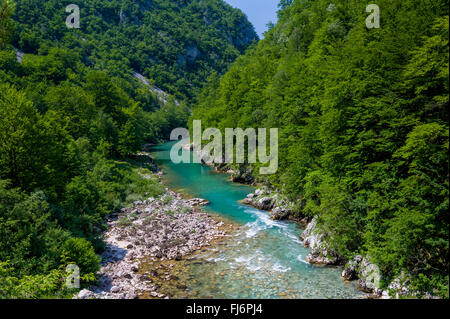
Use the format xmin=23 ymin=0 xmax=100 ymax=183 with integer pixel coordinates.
xmin=224 ymin=0 xmax=279 ymax=38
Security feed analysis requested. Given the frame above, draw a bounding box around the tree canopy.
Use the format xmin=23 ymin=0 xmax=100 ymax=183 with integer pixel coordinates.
xmin=191 ymin=0 xmax=449 ymax=297
xmin=11 ymin=0 xmax=258 ymax=101
xmin=0 ymin=0 xmax=256 ymax=297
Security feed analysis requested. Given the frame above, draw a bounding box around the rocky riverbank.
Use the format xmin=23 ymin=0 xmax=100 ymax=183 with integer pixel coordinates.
xmin=75 ymin=187 xmax=230 ymax=299
xmin=340 ymin=255 xmax=434 ymax=299
xmin=241 ymin=187 xmax=341 ymax=266
xmin=169 ymin=144 xmax=422 ymax=298
xmin=240 ymin=186 xmax=426 ymax=299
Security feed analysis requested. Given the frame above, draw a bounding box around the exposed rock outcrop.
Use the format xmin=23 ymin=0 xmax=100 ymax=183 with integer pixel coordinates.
xmin=256 ymin=197 xmax=274 ymax=211
xmin=231 ymin=168 xmax=255 ymax=184
xmin=356 ymin=257 xmax=384 ymax=295
xmin=242 ymin=187 xmax=295 ymax=221
xmin=341 ymin=255 xmax=423 ymax=299
xmin=16 ymin=49 xmax=24 ymax=63
xmin=300 ymin=217 xmax=340 ymax=265
xmin=342 ymin=255 xmax=363 ymax=281
xmin=133 ymin=72 xmax=180 ymax=106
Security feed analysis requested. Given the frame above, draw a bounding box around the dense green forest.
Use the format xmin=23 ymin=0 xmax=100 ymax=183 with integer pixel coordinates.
xmin=192 ymin=0 xmax=449 ymax=297
xmin=0 ymin=0 xmax=255 ymax=298
xmin=11 ymin=0 xmax=257 ymax=100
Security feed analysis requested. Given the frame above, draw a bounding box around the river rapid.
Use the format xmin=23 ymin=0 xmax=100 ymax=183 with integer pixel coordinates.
xmin=150 ymin=142 xmax=364 ymax=299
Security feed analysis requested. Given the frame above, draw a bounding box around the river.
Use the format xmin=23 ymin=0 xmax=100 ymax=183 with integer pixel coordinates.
xmin=150 ymin=142 xmax=364 ymax=299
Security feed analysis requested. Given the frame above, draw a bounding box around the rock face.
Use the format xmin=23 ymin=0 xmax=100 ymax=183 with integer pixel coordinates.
xmin=75 ymin=190 xmax=226 ymax=299
xmin=300 ymin=217 xmax=340 ymax=265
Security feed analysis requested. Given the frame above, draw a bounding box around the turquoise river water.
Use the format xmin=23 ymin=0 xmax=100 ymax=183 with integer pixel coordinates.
xmin=150 ymin=142 xmax=364 ymax=299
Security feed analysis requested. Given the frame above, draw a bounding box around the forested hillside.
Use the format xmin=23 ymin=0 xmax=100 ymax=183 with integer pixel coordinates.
xmin=192 ymin=0 xmax=449 ymax=297
xmin=0 ymin=0 xmax=255 ymax=298
xmin=12 ymin=0 xmax=258 ymax=100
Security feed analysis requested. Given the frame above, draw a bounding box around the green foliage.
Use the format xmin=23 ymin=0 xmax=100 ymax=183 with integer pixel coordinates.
xmin=0 ymin=182 xmax=56 ymax=274
xmin=118 ymin=216 xmax=132 ymax=228
xmin=44 ymin=85 xmax=97 ymax=139
xmin=0 ymin=261 xmax=67 ymax=299
xmin=61 ymin=238 xmax=99 ymax=277
xmin=11 ymin=0 xmax=258 ymax=101
xmin=192 ymin=0 xmax=449 ymax=296
xmin=0 ymin=84 xmax=45 ymax=189
xmin=0 ymin=0 xmax=255 ymax=299
xmin=0 ymin=59 xmax=167 ymax=296
xmin=0 ymin=0 xmax=15 ymax=48
xmin=303 ymin=172 xmax=361 ymax=257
